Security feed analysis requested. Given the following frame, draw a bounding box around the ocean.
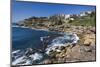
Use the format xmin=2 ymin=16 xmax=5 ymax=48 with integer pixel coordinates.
xmin=12 ymin=26 xmax=79 ymax=65
xmin=12 ymin=27 xmax=60 ymax=50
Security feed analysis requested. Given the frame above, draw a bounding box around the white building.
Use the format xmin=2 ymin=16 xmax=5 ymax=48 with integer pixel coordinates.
xmin=87 ymin=11 xmax=92 ymax=14
xmin=70 ymin=18 xmax=74 ymax=20
xmin=80 ymin=12 xmax=87 ymax=17
xmin=65 ymin=14 xmax=71 ymax=19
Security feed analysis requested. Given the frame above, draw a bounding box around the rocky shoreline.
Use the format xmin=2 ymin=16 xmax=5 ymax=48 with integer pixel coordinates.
xmin=13 ymin=25 xmax=96 ymax=65
xmin=40 ymin=25 xmax=96 ymax=64
xmin=13 ymin=11 xmax=96 ymax=65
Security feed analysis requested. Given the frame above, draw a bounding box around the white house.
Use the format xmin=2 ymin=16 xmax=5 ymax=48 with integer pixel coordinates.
xmin=80 ymin=12 xmax=87 ymax=17
xmin=65 ymin=14 xmax=71 ymax=19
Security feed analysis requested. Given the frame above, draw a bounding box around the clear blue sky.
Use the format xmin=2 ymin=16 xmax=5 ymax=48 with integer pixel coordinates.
xmin=12 ymin=0 xmax=96 ymax=22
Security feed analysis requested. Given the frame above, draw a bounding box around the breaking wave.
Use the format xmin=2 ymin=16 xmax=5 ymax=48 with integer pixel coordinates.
xmin=12 ymin=32 xmax=79 ymax=65
xmin=45 ymin=33 xmax=79 ymax=54
xmin=12 ymin=50 xmax=43 ymax=65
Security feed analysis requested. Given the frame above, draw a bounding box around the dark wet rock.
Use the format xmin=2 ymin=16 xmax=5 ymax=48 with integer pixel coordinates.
xmin=60 ymin=46 xmax=66 ymax=50
xmin=55 ymin=46 xmax=59 ymax=49
xmin=49 ymin=51 xmax=57 ymax=58
xmin=49 ymin=50 xmax=54 ymax=53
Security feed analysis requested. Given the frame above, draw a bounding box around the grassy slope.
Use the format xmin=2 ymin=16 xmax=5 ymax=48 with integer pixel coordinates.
xmin=68 ymin=14 xmax=96 ymax=27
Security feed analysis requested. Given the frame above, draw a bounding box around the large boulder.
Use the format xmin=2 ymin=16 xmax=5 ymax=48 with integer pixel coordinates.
xmin=83 ymin=34 xmax=95 ymax=46
xmin=83 ymin=39 xmax=92 ymax=46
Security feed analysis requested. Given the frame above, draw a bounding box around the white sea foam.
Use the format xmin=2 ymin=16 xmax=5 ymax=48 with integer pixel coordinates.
xmin=12 ymin=32 xmax=79 ymax=65
xmin=45 ymin=33 xmax=79 ymax=54
xmin=31 ymin=27 xmax=49 ymax=31
xmin=12 ymin=25 xmax=20 ymax=28
xmin=45 ymin=44 xmax=65 ymax=54
xmin=12 ymin=50 xmax=20 ymax=54
xmin=12 ymin=26 xmax=29 ymax=28
xmin=40 ymin=36 xmax=50 ymax=41
xmin=12 ymin=52 xmax=43 ymax=65
xmin=72 ymin=34 xmax=79 ymax=44
xmin=30 ymin=53 xmax=43 ymax=61
xmin=21 ymin=59 xmax=32 ymax=65
xmin=12 ymin=55 xmax=33 ymax=65
xmin=12 ymin=26 xmax=49 ymax=32
xmin=12 ymin=56 xmax=26 ymax=65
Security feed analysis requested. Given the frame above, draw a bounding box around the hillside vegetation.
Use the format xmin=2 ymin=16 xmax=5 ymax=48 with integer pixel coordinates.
xmin=68 ymin=12 xmax=96 ymax=26
xmin=16 ymin=11 xmax=96 ymax=32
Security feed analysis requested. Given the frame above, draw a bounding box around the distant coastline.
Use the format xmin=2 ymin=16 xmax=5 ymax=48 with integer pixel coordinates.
xmin=12 ymin=25 xmax=49 ymax=32
xmin=14 ymin=11 xmax=95 ymax=33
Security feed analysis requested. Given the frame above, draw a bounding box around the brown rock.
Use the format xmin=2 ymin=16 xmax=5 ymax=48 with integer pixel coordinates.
xmin=83 ymin=34 xmax=95 ymax=46
xmin=83 ymin=39 xmax=92 ymax=46
xmin=80 ymin=46 xmax=92 ymax=52
xmin=70 ymin=45 xmax=81 ymax=58
xmin=60 ymin=46 xmax=66 ymax=50
xmin=42 ymin=59 xmax=51 ymax=64
xmin=90 ymin=27 xmax=96 ymax=34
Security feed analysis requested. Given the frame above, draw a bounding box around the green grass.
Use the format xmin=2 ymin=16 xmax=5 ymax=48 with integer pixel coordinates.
xmin=68 ymin=15 xmax=96 ymax=27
